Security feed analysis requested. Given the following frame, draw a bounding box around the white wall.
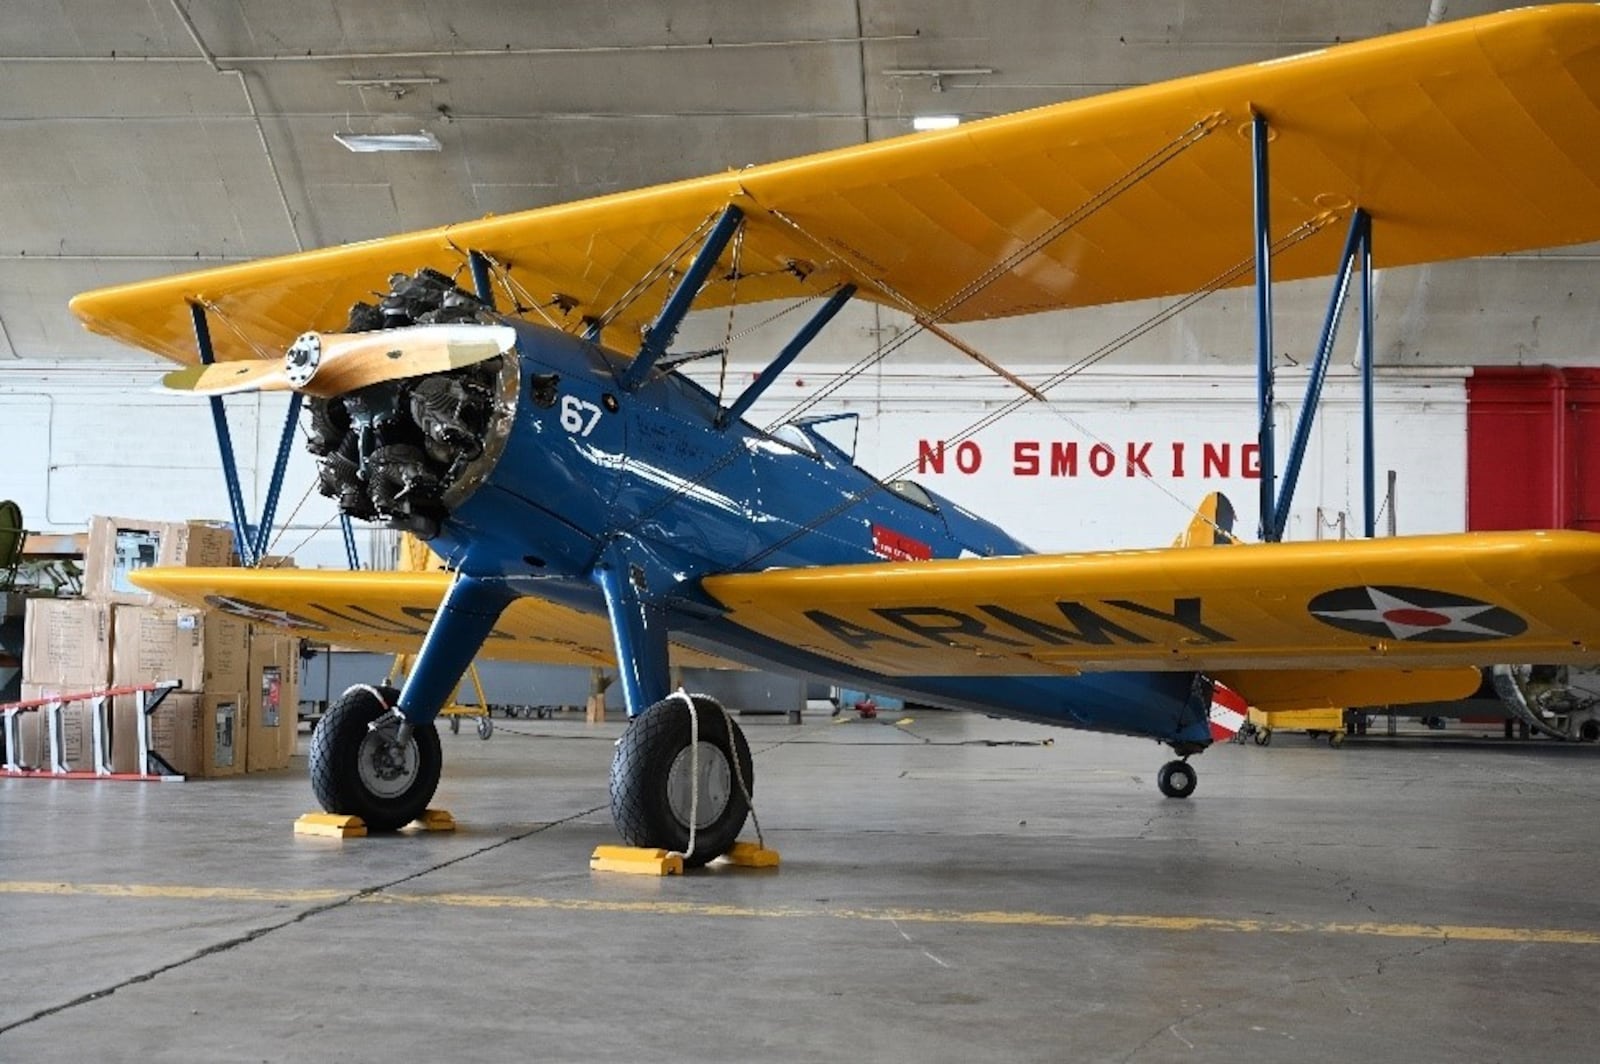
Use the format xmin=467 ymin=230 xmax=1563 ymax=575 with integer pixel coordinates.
xmin=0 ymin=359 xmax=1467 ymax=563
xmin=0 ymin=362 xmax=364 ymax=569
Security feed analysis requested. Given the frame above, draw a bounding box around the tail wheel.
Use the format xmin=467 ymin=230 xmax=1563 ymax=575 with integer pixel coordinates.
xmin=309 ymin=685 xmax=441 ymax=832
xmin=609 ymin=694 xmax=753 ymax=867
xmin=1157 ymin=759 xmax=1198 ymax=799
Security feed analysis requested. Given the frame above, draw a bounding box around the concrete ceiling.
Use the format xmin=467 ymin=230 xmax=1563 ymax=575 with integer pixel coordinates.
xmin=2 ymin=0 xmax=1595 ymax=368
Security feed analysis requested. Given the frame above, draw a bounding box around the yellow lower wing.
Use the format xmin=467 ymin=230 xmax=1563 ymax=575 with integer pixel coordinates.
xmin=701 ymin=531 xmax=1600 ymax=677
xmin=128 ymin=567 xmax=734 ymax=669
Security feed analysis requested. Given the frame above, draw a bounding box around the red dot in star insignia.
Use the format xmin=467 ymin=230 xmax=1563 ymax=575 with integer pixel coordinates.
xmin=1383 ymin=608 xmax=1450 ymax=627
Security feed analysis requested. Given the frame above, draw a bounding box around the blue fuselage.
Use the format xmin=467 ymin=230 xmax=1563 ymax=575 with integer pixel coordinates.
xmin=424 ymin=320 xmax=1213 ymax=749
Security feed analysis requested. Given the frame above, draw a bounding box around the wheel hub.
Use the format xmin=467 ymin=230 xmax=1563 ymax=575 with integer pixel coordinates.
xmin=358 ymin=725 xmax=420 ymax=799
xmin=666 ymin=741 xmax=732 ymax=829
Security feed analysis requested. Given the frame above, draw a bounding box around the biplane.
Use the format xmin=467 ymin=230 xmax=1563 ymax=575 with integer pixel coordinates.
xmin=67 ymin=6 xmax=1600 ymax=863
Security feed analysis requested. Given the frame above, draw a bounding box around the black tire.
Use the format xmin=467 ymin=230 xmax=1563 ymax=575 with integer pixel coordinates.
xmin=609 ymin=695 xmax=753 ymax=867
xmin=476 ymin=715 xmax=493 ymax=740
xmin=1157 ymin=759 xmax=1198 ymax=799
xmin=449 ymin=715 xmax=460 ymax=734
xmin=309 ymin=685 xmax=441 ymax=832
xmin=1254 ymin=728 xmax=1271 ymax=747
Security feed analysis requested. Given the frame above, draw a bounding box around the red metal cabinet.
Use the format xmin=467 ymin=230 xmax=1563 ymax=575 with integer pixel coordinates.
xmin=1467 ymin=367 xmax=1600 ymax=531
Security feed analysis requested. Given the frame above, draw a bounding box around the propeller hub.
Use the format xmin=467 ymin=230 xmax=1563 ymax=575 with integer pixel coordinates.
xmin=285 ymin=332 xmax=323 ymax=387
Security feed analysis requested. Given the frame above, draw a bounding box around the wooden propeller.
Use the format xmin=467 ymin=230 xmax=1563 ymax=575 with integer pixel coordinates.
xmin=159 ymin=323 xmax=517 ymax=398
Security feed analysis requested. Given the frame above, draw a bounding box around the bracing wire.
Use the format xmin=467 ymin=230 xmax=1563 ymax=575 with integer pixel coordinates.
xmin=761 ymin=113 xmax=1225 ymax=430
xmin=604 ymin=116 xmax=1255 ymax=548
xmin=732 ymin=212 xmax=1337 ymax=569
xmin=587 ymin=210 xmax=725 ymax=337
xmin=199 ymin=300 xmax=279 ymax=361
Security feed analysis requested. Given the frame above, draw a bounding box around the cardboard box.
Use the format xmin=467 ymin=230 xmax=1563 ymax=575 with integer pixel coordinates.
xmin=246 ymin=634 xmax=300 ymax=771
xmin=22 ymin=598 xmax=112 ymax=688
xmin=19 ymin=682 xmax=104 ymax=773
xmin=173 ymin=521 xmax=236 ymax=569
xmin=111 ymin=690 xmax=203 ymax=776
xmin=202 ymin=690 xmax=245 ymax=777
xmin=85 ymin=516 xmax=176 ymax=606
xmin=85 ymin=517 xmax=239 ymax=606
xmin=111 ymin=605 xmax=251 ymax=692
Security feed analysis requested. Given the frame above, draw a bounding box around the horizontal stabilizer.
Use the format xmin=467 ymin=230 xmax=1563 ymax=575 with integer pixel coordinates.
xmin=1214 ymin=666 xmax=1483 ymax=713
xmin=1174 ymin=492 xmax=1241 ymax=548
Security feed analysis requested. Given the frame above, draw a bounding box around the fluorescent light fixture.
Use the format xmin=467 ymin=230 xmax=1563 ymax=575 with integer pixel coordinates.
xmin=913 ymin=114 xmax=961 ymax=131
xmin=334 ymin=130 xmax=441 ymax=153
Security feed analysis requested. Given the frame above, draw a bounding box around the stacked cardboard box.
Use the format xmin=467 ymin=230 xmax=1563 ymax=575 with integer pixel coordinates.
xmin=16 ymin=515 xmax=300 ymax=779
xmin=16 ymin=598 xmax=113 ymax=770
xmin=109 ymin=605 xmax=251 ymax=776
xmin=246 ymin=633 xmax=300 ymax=772
xmin=84 ymin=517 xmax=236 ymax=605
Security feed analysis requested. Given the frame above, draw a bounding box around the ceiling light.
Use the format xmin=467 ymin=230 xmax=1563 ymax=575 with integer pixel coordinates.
xmin=913 ymin=114 xmax=962 ymax=131
xmin=334 ymin=131 xmax=441 ymax=153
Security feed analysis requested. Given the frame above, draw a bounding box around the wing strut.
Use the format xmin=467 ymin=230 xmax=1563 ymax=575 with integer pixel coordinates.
xmin=716 ymin=284 xmax=857 ymax=429
xmin=187 ymin=301 xmax=302 ymax=566
xmin=1252 ymin=114 xmax=1279 ymax=542
xmin=619 ymin=204 xmax=746 ymax=392
xmin=1251 ymin=113 xmax=1380 ymax=543
xmin=189 ymin=301 xmax=254 ymax=563
xmin=1271 ymin=209 xmax=1373 ymax=541
xmin=467 ymin=249 xmax=496 ymax=312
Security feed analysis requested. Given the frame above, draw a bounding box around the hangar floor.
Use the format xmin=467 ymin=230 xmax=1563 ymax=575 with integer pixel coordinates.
xmin=3 ymin=707 xmax=1598 ymax=1063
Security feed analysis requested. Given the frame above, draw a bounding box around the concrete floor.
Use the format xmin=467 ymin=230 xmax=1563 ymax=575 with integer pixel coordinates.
xmin=3 ymin=708 xmax=1599 ymax=1063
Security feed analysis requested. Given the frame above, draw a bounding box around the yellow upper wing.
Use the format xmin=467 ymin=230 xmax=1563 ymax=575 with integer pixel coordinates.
xmin=700 ymin=530 xmax=1600 ymax=677
xmin=71 ymin=6 xmax=1600 ymax=363
xmin=128 ymin=567 xmax=735 ymax=670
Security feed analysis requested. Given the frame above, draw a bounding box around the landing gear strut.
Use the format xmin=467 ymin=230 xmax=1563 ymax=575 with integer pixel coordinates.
xmin=309 ymin=685 xmax=442 ymax=831
xmin=1157 ymin=758 xmax=1198 ymax=799
xmin=609 ymin=694 xmax=753 ymax=867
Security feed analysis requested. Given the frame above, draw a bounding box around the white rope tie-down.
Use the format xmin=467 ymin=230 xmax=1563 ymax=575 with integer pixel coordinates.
xmin=665 ymin=688 xmax=764 ymax=864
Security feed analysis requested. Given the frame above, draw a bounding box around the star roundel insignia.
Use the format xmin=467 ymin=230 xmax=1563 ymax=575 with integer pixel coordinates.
xmin=1307 ymin=585 xmax=1527 ymax=643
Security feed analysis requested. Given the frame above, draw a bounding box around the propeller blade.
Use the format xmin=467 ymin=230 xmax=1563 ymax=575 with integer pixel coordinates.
xmin=306 ymin=324 xmax=517 ymax=397
xmin=156 ymin=324 xmax=517 ymax=398
xmin=159 ymin=359 xmax=290 ymax=396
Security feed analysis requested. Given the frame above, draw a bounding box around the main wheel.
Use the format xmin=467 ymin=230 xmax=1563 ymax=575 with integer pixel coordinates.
xmin=309 ymin=685 xmax=441 ymax=832
xmin=476 ymin=715 xmax=493 ymax=740
xmin=1157 ymin=759 xmax=1198 ymax=799
xmin=609 ymin=694 xmax=753 ymax=867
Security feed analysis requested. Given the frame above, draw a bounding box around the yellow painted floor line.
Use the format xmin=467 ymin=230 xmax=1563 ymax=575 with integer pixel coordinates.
xmin=4 ymin=879 xmax=1598 ymax=946
xmin=0 ymin=881 xmax=350 ymax=904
